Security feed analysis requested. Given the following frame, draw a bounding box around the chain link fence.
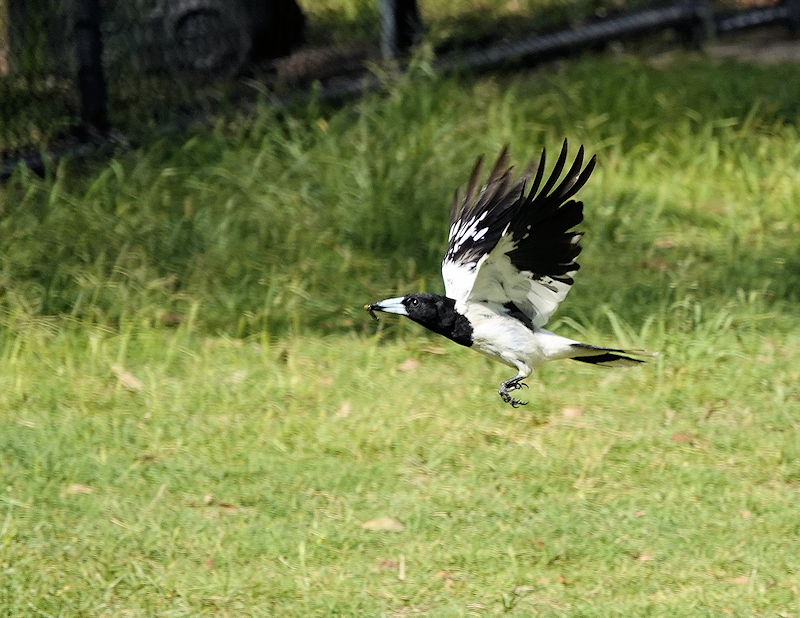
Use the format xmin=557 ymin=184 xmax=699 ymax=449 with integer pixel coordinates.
xmin=1 ymin=0 xmax=797 ymax=176
xmin=1 ymin=0 xmax=312 ymax=162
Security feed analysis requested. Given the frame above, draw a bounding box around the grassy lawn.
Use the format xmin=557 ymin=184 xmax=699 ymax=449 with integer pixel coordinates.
xmin=3 ymin=47 xmax=800 ymax=615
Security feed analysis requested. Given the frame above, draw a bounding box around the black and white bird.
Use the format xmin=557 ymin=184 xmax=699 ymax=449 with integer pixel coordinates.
xmin=366 ymin=141 xmax=653 ymax=407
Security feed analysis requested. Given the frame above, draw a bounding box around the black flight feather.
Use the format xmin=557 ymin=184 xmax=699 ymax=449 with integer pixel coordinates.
xmin=446 ymin=140 xmax=596 ymax=296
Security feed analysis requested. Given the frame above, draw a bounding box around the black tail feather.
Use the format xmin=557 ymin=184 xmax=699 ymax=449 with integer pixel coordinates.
xmin=571 ymin=353 xmax=644 ymax=366
xmin=569 ymin=343 xmax=655 ymax=367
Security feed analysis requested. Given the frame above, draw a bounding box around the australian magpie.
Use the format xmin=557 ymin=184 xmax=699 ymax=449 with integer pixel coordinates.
xmin=366 ymin=141 xmax=653 ymax=407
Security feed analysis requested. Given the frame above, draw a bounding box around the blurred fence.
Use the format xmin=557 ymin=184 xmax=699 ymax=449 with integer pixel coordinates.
xmin=1 ymin=0 xmax=798 ymax=177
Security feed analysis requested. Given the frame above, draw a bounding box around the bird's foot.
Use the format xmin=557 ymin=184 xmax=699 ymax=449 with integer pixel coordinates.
xmin=498 ymin=378 xmax=528 ymax=407
xmin=499 ymin=391 xmax=527 ymax=407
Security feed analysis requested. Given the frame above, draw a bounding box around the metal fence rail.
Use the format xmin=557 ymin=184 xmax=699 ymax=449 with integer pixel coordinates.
xmin=1 ymin=0 xmax=798 ymax=179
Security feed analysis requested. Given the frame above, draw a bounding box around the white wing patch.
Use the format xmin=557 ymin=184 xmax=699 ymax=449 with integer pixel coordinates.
xmin=443 ymin=212 xmax=493 ymax=305
xmin=443 ymin=208 xmax=576 ymax=326
xmin=456 ymin=232 xmax=576 ymax=327
xmin=447 ymin=212 xmax=489 ymax=255
xmin=442 ymin=258 xmax=479 ymax=306
xmin=441 ymin=143 xmax=594 ymax=328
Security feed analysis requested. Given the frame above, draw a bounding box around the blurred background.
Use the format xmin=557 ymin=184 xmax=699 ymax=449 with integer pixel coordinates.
xmin=2 ymin=0 xmax=798 ymax=171
xmin=2 ymin=0 xmax=800 ymax=334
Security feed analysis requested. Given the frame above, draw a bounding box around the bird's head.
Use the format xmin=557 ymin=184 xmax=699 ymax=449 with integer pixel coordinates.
xmin=366 ymin=293 xmax=455 ymax=329
xmin=365 ymin=293 xmax=472 ymax=347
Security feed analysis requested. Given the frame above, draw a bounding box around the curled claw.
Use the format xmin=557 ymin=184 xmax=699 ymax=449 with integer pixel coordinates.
xmin=508 ymin=380 xmax=527 ymax=392
xmin=499 ymin=377 xmax=529 ymax=406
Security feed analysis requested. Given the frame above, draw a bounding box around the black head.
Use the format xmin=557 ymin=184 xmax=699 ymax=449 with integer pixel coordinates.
xmin=366 ymin=293 xmax=473 ymax=347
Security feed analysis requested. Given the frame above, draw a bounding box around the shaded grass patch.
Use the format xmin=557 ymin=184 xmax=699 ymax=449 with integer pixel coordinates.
xmin=4 ymin=54 xmax=800 ymax=335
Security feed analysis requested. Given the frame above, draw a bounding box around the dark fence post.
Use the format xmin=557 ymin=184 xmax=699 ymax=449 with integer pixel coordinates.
xmin=0 ymin=0 xmax=9 ymax=75
xmin=379 ymin=0 xmax=422 ymax=60
xmin=73 ymin=0 xmax=109 ymax=134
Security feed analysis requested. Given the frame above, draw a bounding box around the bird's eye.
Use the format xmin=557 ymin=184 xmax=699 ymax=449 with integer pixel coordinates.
xmin=409 ymin=298 xmax=419 ymax=307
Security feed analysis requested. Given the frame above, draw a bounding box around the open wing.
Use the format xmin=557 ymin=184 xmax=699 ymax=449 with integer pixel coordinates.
xmin=441 ymin=140 xmax=595 ymax=327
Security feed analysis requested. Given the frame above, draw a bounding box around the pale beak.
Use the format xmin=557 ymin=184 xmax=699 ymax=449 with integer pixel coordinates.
xmin=365 ymin=296 xmax=408 ymax=316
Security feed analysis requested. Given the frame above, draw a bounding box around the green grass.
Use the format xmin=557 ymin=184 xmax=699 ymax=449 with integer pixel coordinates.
xmin=5 ymin=55 xmax=800 ymax=332
xmin=3 ymin=49 xmax=800 ymax=615
xmin=2 ymin=310 xmax=800 ymax=616
xmin=303 ymin=0 xmax=628 ymax=45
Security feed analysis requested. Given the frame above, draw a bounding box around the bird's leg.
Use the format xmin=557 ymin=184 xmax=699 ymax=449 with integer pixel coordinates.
xmin=498 ymin=376 xmax=529 ymax=407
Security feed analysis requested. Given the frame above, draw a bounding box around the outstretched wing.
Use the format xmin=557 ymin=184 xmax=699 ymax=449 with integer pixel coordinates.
xmin=441 ymin=140 xmax=595 ymax=327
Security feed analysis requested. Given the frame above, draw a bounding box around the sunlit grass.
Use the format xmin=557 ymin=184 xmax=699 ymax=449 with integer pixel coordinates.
xmin=1 ymin=303 xmax=800 ymax=615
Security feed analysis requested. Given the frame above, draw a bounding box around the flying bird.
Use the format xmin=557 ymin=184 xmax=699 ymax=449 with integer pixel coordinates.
xmin=366 ymin=141 xmax=653 ymax=407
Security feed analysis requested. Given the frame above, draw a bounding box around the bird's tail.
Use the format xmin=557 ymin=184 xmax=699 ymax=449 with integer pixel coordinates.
xmin=569 ymin=343 xmax=657 ymax=367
